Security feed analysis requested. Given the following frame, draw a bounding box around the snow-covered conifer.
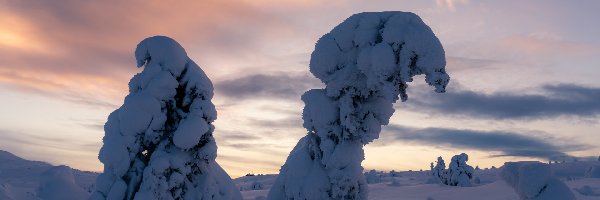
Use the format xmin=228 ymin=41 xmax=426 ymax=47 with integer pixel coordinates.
xmin=446 ymin=153 xmax=474 ymax=187
xmin=365 ymin=170 xmax=382 ymax=184
xmin=268 ymin=12 xmax=449 ymax=200
xmin=90 ymin=36 xmax=241 ymax=200
xmin=430 ymin=156 xmax=447 ymax=184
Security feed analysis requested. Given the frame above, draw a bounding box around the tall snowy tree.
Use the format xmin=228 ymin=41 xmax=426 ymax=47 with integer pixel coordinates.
xmin=90 ymin=36 xmax=241 ymax=200
xmin=268 ymin=12 xmax=449 ymax=200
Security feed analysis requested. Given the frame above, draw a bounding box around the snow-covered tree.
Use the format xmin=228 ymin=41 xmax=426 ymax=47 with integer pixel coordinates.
xmin=430 ymin=156 xmax=447 ymax=184
xmin=90 ymin=36 xmax=241 ymax=200
xmin=501 ymin=161 xmax=575 ymax=200
xmin=251 ymin=182 xmax=265 ymax=190
xmin=268 ymin=12 xmax=449 ymax=200
xmin=364 ymin=170 xmax=382 ymax=184
xmin=446 ymin=153 xmax=474 ymax=187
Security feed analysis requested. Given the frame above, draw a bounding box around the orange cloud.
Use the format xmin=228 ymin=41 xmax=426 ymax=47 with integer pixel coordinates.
xmin=0 ymin=0 xmax=309 ymax=107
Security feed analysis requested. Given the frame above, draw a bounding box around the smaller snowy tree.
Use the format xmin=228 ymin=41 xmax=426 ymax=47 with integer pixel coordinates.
xmin=446 ymin=153 xmax=474 ymax=187
xmin=364 ymin=170 xmax=382 ymax=184
xmin=429 ymin=156 xmax=447 ymax=184
xmin=251 ymin=182 xmax=265 ymax=190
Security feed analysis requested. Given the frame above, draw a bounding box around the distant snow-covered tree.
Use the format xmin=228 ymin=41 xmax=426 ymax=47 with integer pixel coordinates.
xmin=501 ymin=161 xmax=575 ymax=200
xmin=430 ymin=156 xmax=447 ymax=184
xmin=268 ymin=11 xmax=449 ymax=200
xmin=251 ymin=182 xmax=265 ymax=190
xmin=365 ymin=170 xmax=382 ymax=184
xmin=90 ymin=36 xmax=241 ymax=200
xmin=446 ymin=153 xmax=474 ymax=187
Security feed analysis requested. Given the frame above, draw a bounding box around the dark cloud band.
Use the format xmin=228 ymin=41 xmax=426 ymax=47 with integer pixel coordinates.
xmin=405 ymin=84 xmax=600 ymax=120
xmin=383 ymin=124 xmax=587 ymax=161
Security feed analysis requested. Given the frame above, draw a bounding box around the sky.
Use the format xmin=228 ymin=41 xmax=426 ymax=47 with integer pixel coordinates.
xmin=1 ymin=0 xmax=599 ymax=178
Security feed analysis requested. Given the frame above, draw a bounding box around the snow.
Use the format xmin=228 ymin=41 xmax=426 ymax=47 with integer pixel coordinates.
xmin=91 ymin=36 xmax=241 ymax=200
xmin=1 ymin=150 xmax=600 ymax=200
xmin=0 ymin=183 xmax=15 ymax=200
xmin=501 ymin=161 xmax=576 ymax=200
xmin=586 ymin=164 xmax=600 ymax=178
xmin=0 ymin=150 xmax=97 ymax=200
xmin=235 ymin=169 xmax=600 ymax=200
xmin=37 ymin=166 xmax=89 ymax=200
xmin=270 ymin=11 xmax=449 ymax=200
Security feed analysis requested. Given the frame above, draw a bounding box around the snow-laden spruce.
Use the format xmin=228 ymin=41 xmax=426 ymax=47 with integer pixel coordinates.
xmin=501 ymin=161 xmax=575 ymax=200
xmin=90 ymin=36 xmax=241 ymax=200
xmin=428 ymin=156 xmax=446 ymax=184
xmin=268 ymin=12 xmax=449 ymax=200
xmin=445 ymin=153 xmax=474 ymax=187
xmin=364 ymin=170 xmax=382 ymax=184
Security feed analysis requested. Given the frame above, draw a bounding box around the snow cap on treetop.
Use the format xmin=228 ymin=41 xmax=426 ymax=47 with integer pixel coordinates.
xmin=135 ymin=36 xmax=188 ymax=76
xmin=309 ymin=11 xmax=449 ymax=101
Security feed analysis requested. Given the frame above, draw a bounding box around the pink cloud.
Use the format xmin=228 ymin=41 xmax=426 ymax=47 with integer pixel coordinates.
xmin=0 ymin=0 xmax=311 ymax=107
xmin=501 ymin=35 xmax=600 ymax=56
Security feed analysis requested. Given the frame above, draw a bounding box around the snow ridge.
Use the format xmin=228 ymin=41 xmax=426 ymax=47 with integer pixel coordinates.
xmin=269 ymin=12 xmax=449 ymax=200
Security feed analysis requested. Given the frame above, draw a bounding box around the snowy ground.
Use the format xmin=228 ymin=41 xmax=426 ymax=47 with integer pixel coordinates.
xmin=235 ymin=165 xmax=600 ymax=200
xmin=1 ymin=149 xmax=599 ymax=200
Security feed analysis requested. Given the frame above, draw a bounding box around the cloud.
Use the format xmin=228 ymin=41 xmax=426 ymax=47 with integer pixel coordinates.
xmin=436 ymin=0 xmax=469 ymax=11
xmin=383 ymin=124 xmax=588 ymax=161
xmin=446 ymin=56 xmax=501 ymax=71
xmin=215 ymin=72 xmax=322 ymax=100
xmin=405 ymin=84 xmax=600 ymax=120
xmin=501 ymin=34 xmax=600 ymax=56
xmin=0 ymin=129 xmax=101 ymax=170
xmin=215 ymin=131 xmax=263 ymax=141
xmin=0 ymin=0 xmax=306 ymax=108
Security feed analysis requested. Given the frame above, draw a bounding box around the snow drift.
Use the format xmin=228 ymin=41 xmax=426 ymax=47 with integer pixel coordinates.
xmin=501 ymin=161 xmax=575 ymax=200
xmin=0 ymin=183 xmax=15 ymax=200
xmin=90 ymin=36 xmax=241 ymax=200
xmin=37 ymin=166 xmax=89 ymax=200
xmin=586 ymin=164 xmax=600 ymax=178
xmin=269 ymin=11 xmax=449 ymax=200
